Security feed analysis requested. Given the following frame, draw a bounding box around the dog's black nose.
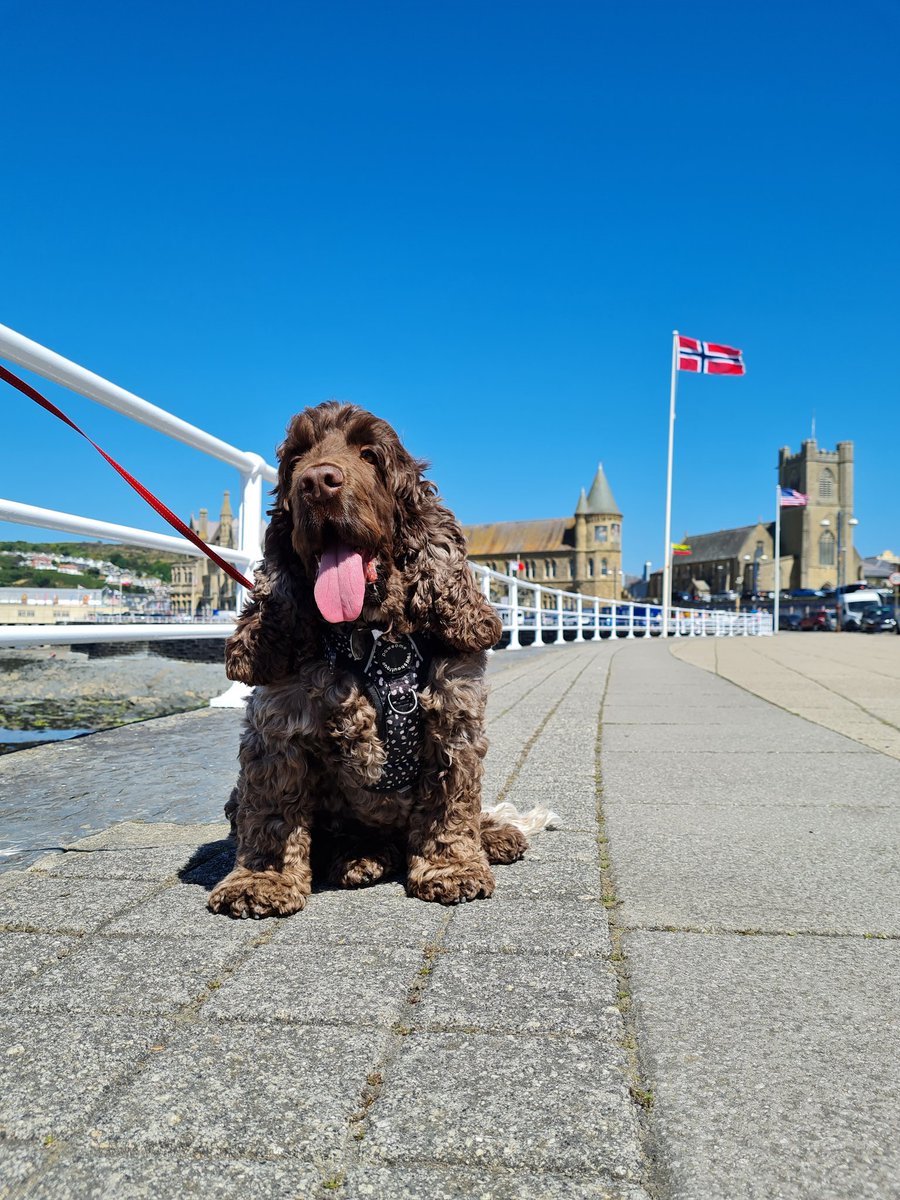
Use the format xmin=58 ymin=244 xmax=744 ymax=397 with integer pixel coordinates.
xmin=299 ymin=463 xmax=344 ymax=501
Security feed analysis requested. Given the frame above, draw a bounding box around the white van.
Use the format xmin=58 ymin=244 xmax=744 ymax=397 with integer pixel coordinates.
xmin=837 ymin=588 xmax=882 ymax=630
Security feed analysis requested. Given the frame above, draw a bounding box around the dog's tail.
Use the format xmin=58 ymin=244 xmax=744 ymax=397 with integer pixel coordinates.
xmin=481 ymin=800 xmax=561 ymax=837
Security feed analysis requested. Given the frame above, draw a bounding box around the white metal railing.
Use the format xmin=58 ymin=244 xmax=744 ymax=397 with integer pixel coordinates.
xmin=0 ymin=323 xmax=772 ymax=659
xmin=470 ymin=564 xmax=771 ymax=645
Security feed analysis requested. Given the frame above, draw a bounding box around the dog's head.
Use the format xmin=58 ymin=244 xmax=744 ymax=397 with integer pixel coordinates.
xmin=224 ymin=402 xmax=501 ymax=684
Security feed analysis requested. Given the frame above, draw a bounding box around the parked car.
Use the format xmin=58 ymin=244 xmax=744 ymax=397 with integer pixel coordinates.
xmin=860 ymin=605 xmax=898 ymax=633
xmin=799 ymin=609 xmax=837 ymax=631
xmin=779 ymin=612 xmax=803 ymax=631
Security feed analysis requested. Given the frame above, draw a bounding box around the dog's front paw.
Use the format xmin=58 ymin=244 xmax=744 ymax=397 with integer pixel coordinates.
xmin=208 ymin=867 xmax=308 ymax=919
xmin=406 ymin=855 xmax=495 ymax=905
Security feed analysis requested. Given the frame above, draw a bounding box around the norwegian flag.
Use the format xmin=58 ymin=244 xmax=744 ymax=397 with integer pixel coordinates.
xmin=677 ymin=336 xmax=745 ymax=376
xmin=779 ymin=487 xmax=808 ymax=507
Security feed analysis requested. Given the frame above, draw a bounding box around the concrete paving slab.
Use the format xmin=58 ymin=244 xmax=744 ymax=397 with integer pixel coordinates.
xmin=204 ymin=943 xmax=421 ymax=1028
xmin=601 ymin=746 xmax=900 ymax=808
xmin=0 ymin=874 xmax=158 ymax=935
xmin=15 ymin=1151 xmax=324 ymax=1199
xmin=272 ymin=885 xmax=449 ymax=951
xmin=10 ymin=934 xmax=241 ymax=1017
xmin=602 ymin=718 xmax=868 ymax=753
xmin=0 ymin=1140 xmax=45 ymax=1195
xmin=91 ymin=1022 xmax=390 ymax=1164
xmin=607 ymin=801 xmax=900 ymax=934
xmin=624 ymin=931 xmax=900 ymax=1200
xmin=103 ymin=881 xmax=265 ymax=944
xmin=341 ymin=1163 xmax=652 ymax=1199
xmin=0 ymin=931 xmax=78 ymax=991
xmin=0 ymin=1014 xmax=165 ymax=1140
xmin=492 ymin=850 xmax=601 ymax=900
xmin=362 ymin=1030 xmax=645 ymax=1178
xmin=413 ymin=950 xmax=621 ymax=1036
xmin=444 ymin=898 xmax=610 ymax=956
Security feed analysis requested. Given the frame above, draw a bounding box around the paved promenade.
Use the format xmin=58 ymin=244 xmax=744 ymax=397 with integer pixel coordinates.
xmin=1 ymin=638 xmax=898 ymax=1198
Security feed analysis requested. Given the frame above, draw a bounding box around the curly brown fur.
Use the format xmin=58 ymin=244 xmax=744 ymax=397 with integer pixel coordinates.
xmin=208 ymin=402 xmax=518 ymax=919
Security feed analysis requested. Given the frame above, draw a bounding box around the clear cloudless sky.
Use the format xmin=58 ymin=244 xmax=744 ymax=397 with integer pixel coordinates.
xmin=3 ymin=0 xmax=898 ymax=576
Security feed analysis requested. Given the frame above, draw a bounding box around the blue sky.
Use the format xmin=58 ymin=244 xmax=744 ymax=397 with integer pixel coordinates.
xmin=3 ymin=0 xmax=898 ymax=575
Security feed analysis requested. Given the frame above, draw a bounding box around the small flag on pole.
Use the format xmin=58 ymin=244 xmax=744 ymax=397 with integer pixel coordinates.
xmin=677 ymin=336 xmax=745 ymax=375
xmin=778 ymin=487 xmax=808 ymax=507
xmin=672 ymin=543 xmax=692 ymax=556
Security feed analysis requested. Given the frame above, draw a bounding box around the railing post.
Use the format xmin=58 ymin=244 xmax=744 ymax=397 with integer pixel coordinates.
xmin=672 ymin=608 xmax=681 ymax=637
xmin=555 ymin=590 xmax=564 ymax=644
xmin=594 ymin=599 xmax=601 ymax=639
xmin=509 ymin=578 xmax=521 ymax=649
xmin=480 ymin=569 xmax=496 ymax=654
xmin=627 ymin=601 xmax=635 ymax=638
xmin=527 ymin=584 xmax=540 ymax=648
xmin=574 ymin=595 xmax=584 ymax=642
xmin=211 ymin=454 xmax=267 ymax=708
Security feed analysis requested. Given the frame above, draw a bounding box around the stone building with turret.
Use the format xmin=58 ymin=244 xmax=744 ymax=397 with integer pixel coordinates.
xmin=169 ymin=491 xmax=238 ymax=615
xmin=462 ymin=464 xmax=623 ymax=601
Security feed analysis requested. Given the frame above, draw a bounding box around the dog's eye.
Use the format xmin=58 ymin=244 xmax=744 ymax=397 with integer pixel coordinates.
xmin=359 ymin=447 xmax=378 ymax=466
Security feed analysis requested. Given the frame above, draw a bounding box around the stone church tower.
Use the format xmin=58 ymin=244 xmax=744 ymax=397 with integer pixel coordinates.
xmin=778 ymin=439 xmax=857 ymax=590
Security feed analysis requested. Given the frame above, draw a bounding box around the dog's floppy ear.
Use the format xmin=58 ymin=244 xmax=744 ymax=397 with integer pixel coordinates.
xmin=224 ymin=507 xmax=311 ymax=685
xmin=390 ymin=448 xmax=501 ymax=652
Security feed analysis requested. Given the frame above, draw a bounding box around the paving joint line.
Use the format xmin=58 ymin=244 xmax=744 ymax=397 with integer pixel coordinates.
xmin=314 ymin=909 xmax=455 ymax=1187
xmin=487 ymin=648 xmax=591 ymax=723
xmin=594 ymin=644 xmax=669 ymax=1200
xmin=493 ymin=647 xmax=604 ymax=808
xmin=625 ymin=923 xmax=900 ymax=941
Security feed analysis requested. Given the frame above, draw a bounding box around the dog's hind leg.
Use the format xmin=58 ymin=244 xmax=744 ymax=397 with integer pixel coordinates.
xmin=479 ymin=812 xmax=528 ymax=864
xmin=315 ymin=831 xmax=403 ymax=889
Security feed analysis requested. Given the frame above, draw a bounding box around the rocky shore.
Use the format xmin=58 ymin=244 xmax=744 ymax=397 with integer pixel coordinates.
xmin=0 ymin=646 xmax=231 ymax=753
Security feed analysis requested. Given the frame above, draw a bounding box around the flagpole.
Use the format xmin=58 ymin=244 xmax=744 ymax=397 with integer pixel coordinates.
xmin=773 ymin=483 xmax=781 ymax=635
xmin=662 ymin=330 xmax=678 ymax=637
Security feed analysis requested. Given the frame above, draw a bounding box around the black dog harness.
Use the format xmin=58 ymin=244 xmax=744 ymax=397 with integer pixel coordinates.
xmin=322 ymin=626 xmax=433 ymax=792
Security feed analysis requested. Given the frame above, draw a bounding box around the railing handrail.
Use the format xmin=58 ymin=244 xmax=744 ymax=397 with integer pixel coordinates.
xmin=0 ymin=322 xmax=277 ymax=482
xmin=0 ymin=499 xmax=253 ymax=565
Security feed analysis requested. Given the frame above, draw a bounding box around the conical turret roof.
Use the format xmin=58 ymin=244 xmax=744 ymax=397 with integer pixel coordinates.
xmin=584 ymin=463 xmax=620 ymax=514
xmin=575 ymin=487 xmax=589 ymax=515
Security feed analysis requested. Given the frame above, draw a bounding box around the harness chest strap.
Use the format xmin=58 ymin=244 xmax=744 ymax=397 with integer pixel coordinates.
xmin=322 ymin=627 xmax=432 ymax=793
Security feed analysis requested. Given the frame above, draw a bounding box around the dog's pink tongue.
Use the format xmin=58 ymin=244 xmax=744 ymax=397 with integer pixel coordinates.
xmin=315 ymin=543 xmax=367 ymax=623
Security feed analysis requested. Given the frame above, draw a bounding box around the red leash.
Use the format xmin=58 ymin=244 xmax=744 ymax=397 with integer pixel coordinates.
xmin=1 ymin=361 xmax=254 ymax=591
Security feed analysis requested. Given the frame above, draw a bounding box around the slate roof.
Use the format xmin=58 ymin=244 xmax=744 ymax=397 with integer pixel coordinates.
xmin=584 ymin=464 xmax=620 ymax=514
xmin=463 ymin=517 xmax=576 ymax=556
xmin=678 ymin=523 xmax=772 ymax=562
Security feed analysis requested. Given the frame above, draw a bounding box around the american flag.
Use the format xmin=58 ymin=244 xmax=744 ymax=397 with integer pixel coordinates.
xmin=779 ymin=487 xmax=808 ymax=507
xmin=677 ymin=336 xmax=745 ymax=375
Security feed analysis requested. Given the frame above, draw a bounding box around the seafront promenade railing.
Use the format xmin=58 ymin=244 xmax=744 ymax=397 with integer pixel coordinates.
xmin=0 ymin=323 xmax=772 ymax=657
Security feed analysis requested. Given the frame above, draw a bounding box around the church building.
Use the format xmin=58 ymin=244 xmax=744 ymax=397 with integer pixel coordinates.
xmin=462 ymin=464 xmax=623 ymax=601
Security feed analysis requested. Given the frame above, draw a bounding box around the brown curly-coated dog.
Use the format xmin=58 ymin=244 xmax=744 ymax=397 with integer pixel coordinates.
xmin=208 ymin=401 xmax=528 ymax=919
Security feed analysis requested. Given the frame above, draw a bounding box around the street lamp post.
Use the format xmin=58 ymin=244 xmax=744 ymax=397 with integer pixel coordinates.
xmin=820 ymin=512 xmax=859 ymax=629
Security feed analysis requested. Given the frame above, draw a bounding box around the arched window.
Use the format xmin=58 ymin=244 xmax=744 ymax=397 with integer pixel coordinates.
xmin=601 ymin=557 xmax=609 ymax=576
xmin=587 ymin=558 xmax=595 ymax=578
xmin=819 ymin=468 xmax=836 ymax=501
xmin=819 ymin=530 xmax=835 ymax=566
xmin=545 ymin=559 xmax=556 ymax=579
xmin=569 ymin=559 xmax=576 ymax=579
